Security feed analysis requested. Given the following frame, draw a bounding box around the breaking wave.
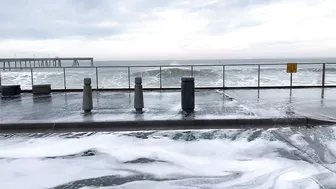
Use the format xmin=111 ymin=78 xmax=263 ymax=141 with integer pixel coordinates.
xmin=1 ymin=127 xmax=336 ymax=188
xmin=1 ymin=65 xmax=336 ymax=89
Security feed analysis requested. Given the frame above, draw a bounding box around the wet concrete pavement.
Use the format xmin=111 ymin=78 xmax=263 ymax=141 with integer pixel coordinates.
xmin=0 ymin=89 xmax=335 ymax=124
xmin=226 ymin=88 xmax=336 ymax=121
xmin=0 ymin=90 xmax=249 ymax=123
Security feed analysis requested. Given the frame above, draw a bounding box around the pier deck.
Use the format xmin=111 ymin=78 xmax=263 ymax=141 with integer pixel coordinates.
xmin=0 ymin=57 xmax=94 ymax=70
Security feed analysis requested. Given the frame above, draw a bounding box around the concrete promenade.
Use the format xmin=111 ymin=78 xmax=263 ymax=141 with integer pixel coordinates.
xmin=0 ymin=89 xmax=335 ymax=133
xmin=226 ymin=88 xmax=336 ymax=121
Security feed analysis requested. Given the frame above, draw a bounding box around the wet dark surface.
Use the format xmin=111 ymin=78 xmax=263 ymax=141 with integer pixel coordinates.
xmin=226 ymin=88 xmax=336 ymax=121
xmin=1 ymin=89 xmax=335 ymax=124
xmin=0 ymin=90 xmax=253 ymax=123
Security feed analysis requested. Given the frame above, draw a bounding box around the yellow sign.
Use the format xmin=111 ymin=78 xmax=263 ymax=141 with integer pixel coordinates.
xmin=287 ymin=63 xmax=297 ymax=73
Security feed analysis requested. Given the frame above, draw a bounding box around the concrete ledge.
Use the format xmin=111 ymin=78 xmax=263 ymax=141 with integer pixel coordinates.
xmin=1 ymin=85 xmax=21 ymax=96
xmin=32 ymin=84 xmax=51 ymax=95
xmin=0 ymin=117 xmax=334 ymax=133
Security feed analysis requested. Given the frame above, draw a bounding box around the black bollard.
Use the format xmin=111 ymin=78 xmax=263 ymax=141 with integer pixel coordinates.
xmin=82 ymin=78 xmax=93 ymax=113
xmin=181 ymin=76 xmax=195 ymax=113
xmin=134 ymin=77 xmax=144 ymax=113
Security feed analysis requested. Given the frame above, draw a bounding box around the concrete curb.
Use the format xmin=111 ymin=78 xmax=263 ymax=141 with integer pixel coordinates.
xmin=1 ymin=85 xmax=21 ymax=96
xmin=32 ymin=84 xmax=51 ymax=95
xmin=0 ymin=117 xmax=334 ymax=133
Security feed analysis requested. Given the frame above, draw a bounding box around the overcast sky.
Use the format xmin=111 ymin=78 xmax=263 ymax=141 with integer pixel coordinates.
xmin=0 ymin=0 xmax=335 ymax=60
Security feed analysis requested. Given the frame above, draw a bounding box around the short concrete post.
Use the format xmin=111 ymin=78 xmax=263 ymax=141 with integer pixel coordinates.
xmin=181 ymin=76 xmax=195 ymax=113
xmin=134 ymin=77 xmax=144 ymax=113
xmin=82 ymin=78 xmax=93 ymax=113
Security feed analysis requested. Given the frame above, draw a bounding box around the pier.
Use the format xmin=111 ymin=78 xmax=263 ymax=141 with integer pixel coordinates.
xmin=0 ymin=57 xmax=94 ymax=70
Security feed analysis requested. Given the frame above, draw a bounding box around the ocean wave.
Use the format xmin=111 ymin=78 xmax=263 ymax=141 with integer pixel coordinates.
xmin=132 ymin=67 xmax=219 ymax=78
xmin=1 ymin=128 xmax=336 ymax=188
xmin=1 ymin=66 xmax=335 ymax=89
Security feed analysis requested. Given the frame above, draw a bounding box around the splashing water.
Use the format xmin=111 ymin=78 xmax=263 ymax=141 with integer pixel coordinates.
xmin=0 ymin=127 xmax=336 ymax=189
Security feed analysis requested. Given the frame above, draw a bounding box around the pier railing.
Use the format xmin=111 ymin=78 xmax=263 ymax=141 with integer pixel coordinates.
xmin=1 ymin=63 xmax=336 ymax=91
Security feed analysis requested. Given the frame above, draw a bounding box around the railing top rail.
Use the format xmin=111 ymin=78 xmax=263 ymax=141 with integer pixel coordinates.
xmin=1 ymin=62 xmax=336 ymax=70
xmin=95 ymin=62 xmax=336 ymax=67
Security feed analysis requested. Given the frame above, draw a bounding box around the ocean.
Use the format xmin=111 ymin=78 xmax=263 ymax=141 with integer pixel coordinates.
xmin=1 ymin=58 xmax=336 ymax=89
xmin=1 ymin=58 xmax=336 ymax=188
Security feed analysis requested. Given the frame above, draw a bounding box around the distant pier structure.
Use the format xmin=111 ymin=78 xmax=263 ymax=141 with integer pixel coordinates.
xmin=0 ymin=57 xmax=94 ymax=70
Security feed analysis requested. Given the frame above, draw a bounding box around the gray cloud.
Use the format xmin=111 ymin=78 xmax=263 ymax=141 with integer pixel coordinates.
xmin=0 ymin=0 xmax=286 ymax=40
xmin=0 ymin=0 xmax=126 ymax=39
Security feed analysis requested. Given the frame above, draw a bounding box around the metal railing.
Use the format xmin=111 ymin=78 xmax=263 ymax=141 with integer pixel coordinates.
xmin=1 ymin=63 xmax=336 ymax=91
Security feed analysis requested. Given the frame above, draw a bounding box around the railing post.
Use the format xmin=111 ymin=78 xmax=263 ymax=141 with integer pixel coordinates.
xmin=290 ymin=72 xmax=293 ymax=96
xmin=63 ymin=68 xmax=66 ymax=90
xmin=258 ymin=65 xmax=261 ymax=88
xmin=160 ymin=66 xmax=162 ymax=89
xmin=31 ymin=68 xmax=34 ymax=88
xmin=322 ymin=63 xmax=326 ymax=87
xmin=223 ymin=65 xmax=225 ymax=89
xmin=191 ymin=65 xmax=193 ymax=76
xmin=290 ymin=72 xmax=293 ymax=88
xmin=96 ymin=67 xmax=99 ymax=90
xmin=321 ymin=63 xmax=326 ymax=98
xmin=128 ymin=66 xmax=131 ymax=89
